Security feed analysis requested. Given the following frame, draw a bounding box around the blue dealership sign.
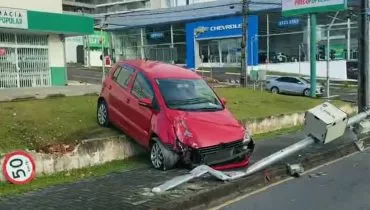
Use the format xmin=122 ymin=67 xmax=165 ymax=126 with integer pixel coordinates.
xmin=277 ymin=18 xmax=300 ymax=27
xmin=149 ymin=32 xmax=164 ymax=40
xmin=185 ymin=16 xmax=258 ymax=69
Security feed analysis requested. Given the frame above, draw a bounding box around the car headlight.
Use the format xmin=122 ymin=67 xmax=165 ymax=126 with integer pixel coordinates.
xmin=243 ymin=130 xmax=251 ymax=144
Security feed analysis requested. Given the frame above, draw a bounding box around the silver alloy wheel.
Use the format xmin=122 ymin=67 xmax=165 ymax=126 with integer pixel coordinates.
xmin=271 ymin=87 xmax=278 ymax=94
xmin=97 ymin=102 xmax=107 ymax=125
xmin=304 ymin=89 xmax=310 ymax=96
xmin=151 ymin=143 xmax=164 ymax=169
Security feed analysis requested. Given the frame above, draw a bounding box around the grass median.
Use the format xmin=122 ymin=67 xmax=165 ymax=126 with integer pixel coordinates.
xmin=0 ymin=88 xmax=348 ymax=153
xmin=0 ymin=87 xmax=346 ymax=196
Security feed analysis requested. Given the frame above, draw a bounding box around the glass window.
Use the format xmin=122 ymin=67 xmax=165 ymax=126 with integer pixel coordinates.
xmin=113 ymin=67 xmax=121 ymax=80
xmin=131 ymin=73 xmax=154 ymax=100
xmin=156 ymin=78 xmax=223 ymax=111
xmin=116 ymin=66 xmax=134 ymax=87
xmin=277 ymin=77 xmax=289 ymax=82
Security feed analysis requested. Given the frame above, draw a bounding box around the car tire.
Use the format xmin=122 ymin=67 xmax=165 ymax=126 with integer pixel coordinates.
xmin=271 ymin=86 xmax=279 ymax=94
xmin=150 ymin=138 xmax=179 ymax=171
xmin=303 ymin=88 xmax=310 ymax=97
xmin=97 ymin=99 xmax=110 ymax=127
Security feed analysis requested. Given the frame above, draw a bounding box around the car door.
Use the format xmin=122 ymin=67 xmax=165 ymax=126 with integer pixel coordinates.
xmin=108 ymin=64 xmax=135 ymax=133
xmin=275 ymin=77 xmax=290 ymax=93
xmin=287 ymin=77 xmax=306 ymax=94
xmin=125 ymin=72 xmax=158 ymax=146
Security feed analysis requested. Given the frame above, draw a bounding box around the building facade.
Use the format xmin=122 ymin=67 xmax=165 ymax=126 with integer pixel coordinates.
xmin=0 ymin=0 xmax=93 ymax=88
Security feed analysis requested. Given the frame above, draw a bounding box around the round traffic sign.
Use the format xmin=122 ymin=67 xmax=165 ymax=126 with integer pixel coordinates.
xmin=2 ymin=150 xmax=36 ymax=185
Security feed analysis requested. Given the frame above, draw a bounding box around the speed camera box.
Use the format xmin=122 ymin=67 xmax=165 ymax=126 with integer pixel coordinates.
xmin=304 ymin=102 xmax=348 ymax=144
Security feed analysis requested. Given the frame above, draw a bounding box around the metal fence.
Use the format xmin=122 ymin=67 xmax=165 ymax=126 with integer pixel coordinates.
xmin=0 ymin=33 xmax=50 ymax=89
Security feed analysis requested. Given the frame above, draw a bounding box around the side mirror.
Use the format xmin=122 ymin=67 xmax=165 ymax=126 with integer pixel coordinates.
xmin=138 ymin=98 xmax=152 ymax=108
xmin=221 ymin=98 xmax=227 ymax=105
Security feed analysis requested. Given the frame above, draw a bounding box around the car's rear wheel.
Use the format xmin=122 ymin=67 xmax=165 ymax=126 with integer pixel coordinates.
xmin=271 ymin=86 xmax=279 ymax=94
xmin=150 ymin=138 xmax=179 ymax=171
xmin=97 ymin=100 xmax=109 ymax=127
xmin=303 ymin=88 xmax=310 ymax=97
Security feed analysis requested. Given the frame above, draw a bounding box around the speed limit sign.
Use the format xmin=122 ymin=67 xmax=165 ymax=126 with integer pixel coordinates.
xmin=2 ymin=151 xmax=36 ymax=185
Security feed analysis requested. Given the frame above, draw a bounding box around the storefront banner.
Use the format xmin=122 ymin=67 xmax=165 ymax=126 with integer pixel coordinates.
xmin=282 ymin=0 xmax=347 ymax=17
xmin=88 ymin=31 xmax=110 ymax=48
xmin=0 ymin=8 xmax=28 ymax=29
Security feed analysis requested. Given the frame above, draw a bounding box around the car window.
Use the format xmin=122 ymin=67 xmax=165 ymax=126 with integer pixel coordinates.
xmin=276 ymin=77 xmax=289 ymax=82
xmin=131 ymin=73 xmax=154 ymax=100
xmin=290 ymin=78 xmax=301 ymax=83
xmin=116 ymin=66 xmax=134 ymax=88
xmin=112 ymin=67 xmax=121 ymax=80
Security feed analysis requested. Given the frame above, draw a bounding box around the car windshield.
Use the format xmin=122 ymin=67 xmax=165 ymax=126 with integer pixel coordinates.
xmin=156 ymin=78 xmax=223 ymax=111
xmin=300 ymin=77 xmax=310 ymax=84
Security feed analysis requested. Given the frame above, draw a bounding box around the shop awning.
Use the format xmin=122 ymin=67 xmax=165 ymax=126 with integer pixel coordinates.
xmin=28 ymin=10 xmax=94 ymax=35
xmin=101 ymin=0 xmax=281 ymax=31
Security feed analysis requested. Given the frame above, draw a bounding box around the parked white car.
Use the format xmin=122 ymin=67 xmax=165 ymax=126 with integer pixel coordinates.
xmin=266 ymin=76 xmax=324 ymax=97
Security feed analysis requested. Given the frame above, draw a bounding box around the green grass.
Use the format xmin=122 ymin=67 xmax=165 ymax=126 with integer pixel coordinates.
xmin=253 ymin=125 xmax=303 ymax=141
xmin=0 ymin=88 xmax=349 ymax=152
xmin=0 ymin=157 xmax=147 ymax=196
xmin=0 ymin=95 xmax=115 ymax=153
xmin=215 ymin=88 xmax=347 ymax=120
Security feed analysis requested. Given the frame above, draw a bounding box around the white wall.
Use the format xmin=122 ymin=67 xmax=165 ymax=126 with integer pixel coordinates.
xmin=259 ymin=60 xmax=348 ymax=80
xmin=65 ymin=36 xmax=83 ymax=63
xmin=2 ymin=0 xmax=63 ymax=13
xmin=48 ymin=34 xmax=65 ymax=67
xmin=90 ymin=50 xmax=102 ymax=67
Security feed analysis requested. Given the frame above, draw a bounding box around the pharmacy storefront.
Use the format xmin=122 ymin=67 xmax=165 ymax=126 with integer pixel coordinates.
xmin=185 ymin=16 xmax=259 ymax=70
xmin=0 ymin=7 xmax=93 ymax=88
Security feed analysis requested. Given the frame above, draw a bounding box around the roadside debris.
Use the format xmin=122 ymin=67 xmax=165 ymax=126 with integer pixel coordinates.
xmin=308 ymin=172 xmax=327 ymax=178
xmin=286 ymin=163 xmax=305 ymax=177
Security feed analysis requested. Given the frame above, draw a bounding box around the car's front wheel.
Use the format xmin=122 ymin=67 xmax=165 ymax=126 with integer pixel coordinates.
xmin=271 ymin=86 xmax=279 ymax=94
xmin=303 ymin=88 xmax=310 ymax=97
xmin=97 ymin=100 xmax=109 ymax=127
xmin=150 ymin=138 xmax=179 ymax=171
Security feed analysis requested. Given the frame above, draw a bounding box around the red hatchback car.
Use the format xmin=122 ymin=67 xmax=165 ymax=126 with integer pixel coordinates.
xmin=97 ymin=60 xmax=255 ymax=170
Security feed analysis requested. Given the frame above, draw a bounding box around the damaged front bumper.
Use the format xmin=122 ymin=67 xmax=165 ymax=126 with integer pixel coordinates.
xmin=178 ymin=138 xmax=255 ymax=170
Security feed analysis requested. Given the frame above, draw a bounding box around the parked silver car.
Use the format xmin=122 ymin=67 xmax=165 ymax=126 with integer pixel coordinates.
xmin=265 ymin=76 xmax=324 ymax=96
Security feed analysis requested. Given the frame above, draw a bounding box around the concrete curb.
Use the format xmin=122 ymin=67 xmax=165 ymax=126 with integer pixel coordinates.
xmin=245 ymin=104 xmax=357 ymax=135
xmin=0 ymin=135 xmax=144 ymax=181
xmin=151 ymin=137 xmax=368 ymax=210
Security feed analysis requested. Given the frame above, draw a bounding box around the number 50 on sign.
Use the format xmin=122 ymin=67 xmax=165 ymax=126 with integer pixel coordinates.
xmin=2 ymin=151 xmax=36 ymax=185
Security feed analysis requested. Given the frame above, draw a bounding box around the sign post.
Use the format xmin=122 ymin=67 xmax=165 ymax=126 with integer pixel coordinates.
xmin=282 ymin=0 xmax=347 ymax=97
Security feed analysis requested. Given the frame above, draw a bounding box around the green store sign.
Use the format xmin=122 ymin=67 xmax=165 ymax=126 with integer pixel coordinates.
xmin=0 ymin=7 xmax=93 ymax=35
xmin=0 ymin=8 xmax=28 ymax=29
xmin=88 ymin=31 xmax=110 ymax=48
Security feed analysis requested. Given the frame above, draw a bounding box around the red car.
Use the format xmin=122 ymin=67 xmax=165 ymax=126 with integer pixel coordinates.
xmin=97 ymin=60 xmax=255 ymax=170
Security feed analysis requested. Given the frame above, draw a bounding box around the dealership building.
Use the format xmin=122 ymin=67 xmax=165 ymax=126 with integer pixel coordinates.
xmin=93 ymin=0 xmax=359 ymax=80
xmin=0 ymin=0 xmax=93 ymax=89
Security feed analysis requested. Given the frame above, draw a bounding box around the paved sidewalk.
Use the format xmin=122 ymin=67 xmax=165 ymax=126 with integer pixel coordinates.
xmin=0 ymin=131 xmax=356 ymax=210
xmin=0 ymin=83 xmax=101 ymax=102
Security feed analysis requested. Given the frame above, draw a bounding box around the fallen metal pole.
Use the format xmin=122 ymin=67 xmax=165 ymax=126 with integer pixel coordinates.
xmin=152 ymin=110 xmax=370 ymax=193
xmin=244 ymin=137 xmax=314 ymax=176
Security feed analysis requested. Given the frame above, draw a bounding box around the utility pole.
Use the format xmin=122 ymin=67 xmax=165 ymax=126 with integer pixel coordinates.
xmin=326 ymin=12 xmax=339 ymax=99
xmin=358 ymin=0 xmax=370 ymax=112
xmin=240 ymin=0 xmax=248 ymax=87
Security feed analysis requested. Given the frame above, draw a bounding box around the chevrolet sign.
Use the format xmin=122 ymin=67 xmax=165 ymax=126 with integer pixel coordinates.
xmin=210 ymin=23 xmax=242 ymax=31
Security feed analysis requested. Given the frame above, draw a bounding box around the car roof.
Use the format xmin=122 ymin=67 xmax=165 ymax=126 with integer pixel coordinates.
xmin=119 ymin=60 xmax=202 ymax=79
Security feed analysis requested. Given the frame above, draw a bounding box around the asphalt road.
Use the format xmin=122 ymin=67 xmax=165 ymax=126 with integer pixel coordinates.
xmin=214 ymin=150 xmax=370 ymax=210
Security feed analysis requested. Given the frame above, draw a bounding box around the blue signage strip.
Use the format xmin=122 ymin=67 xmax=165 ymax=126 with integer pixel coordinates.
xmin=185 ymin=15 xmax=259 ymax=69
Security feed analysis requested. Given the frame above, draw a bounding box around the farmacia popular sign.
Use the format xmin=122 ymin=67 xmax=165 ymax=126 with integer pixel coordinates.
xmin=0 ymin=8 xmax=28 ymax=29
xmin=282 ymin=0 xmax=347 ymax=16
